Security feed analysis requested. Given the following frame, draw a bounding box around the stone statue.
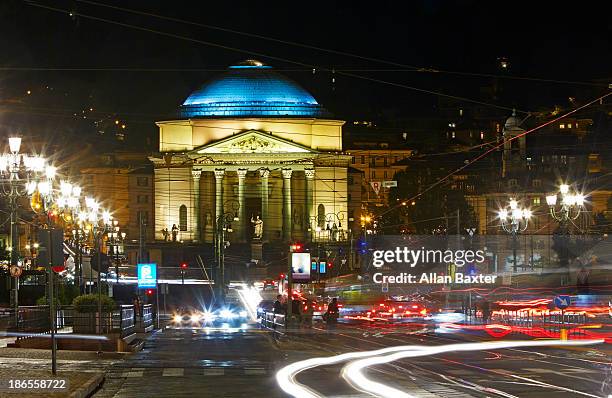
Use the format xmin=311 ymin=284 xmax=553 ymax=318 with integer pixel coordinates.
xmin=251 ymin=215 xmax=263 ymax=240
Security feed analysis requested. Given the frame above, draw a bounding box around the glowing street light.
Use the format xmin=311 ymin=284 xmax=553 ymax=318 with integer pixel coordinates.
xmin=546 ymin=183 xmax=586 ymax=226
xmin=498 ymin=198 xmax=531 ymax=272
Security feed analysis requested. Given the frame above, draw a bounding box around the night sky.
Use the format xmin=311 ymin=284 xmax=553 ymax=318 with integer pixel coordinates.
xmin=0 ymin=0 xmax=610 ymax=151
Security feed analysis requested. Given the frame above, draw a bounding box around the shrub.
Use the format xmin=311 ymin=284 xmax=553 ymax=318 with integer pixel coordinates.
xmin=72 ymin=294 xmax=115 ymax=313
xmin=35 ymin=296 xmax=61 ymax=307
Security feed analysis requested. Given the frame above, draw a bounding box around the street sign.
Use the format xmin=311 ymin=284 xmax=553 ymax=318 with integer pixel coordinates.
xmin=137 ymin=263 xmax=157 ymax=288
xmin=370 ymin=181 xmax=381 ymax=195
xmin=382 ymin=180 xmax=397 ymax=188
xmin=9 ymin=266 xmax=22 ymax=277
xmin=554 ymin=295 xmax=571 ymax=310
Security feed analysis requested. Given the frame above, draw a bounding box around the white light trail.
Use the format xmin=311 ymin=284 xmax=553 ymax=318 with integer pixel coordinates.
xmin=342 ymin=340 xmax=603 ymax=398
xmin=276 ymin=339 xmax=603 ymax=398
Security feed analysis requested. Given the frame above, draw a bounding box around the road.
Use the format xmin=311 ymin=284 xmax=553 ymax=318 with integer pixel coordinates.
xmin=286 ymin=320 xmax=611 ymax=397
xmin=93 ymin=326 xmax=283 ymax=398
xmin=86 ymin=320 xmax=610 ymax=397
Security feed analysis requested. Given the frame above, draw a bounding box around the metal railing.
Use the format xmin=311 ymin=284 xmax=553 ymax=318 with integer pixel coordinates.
xmin=259 ymin=310 xmax=286 ymax=331
xmin=1 ymin=305 xmax=136 ymax=338
xmin=1 ymin=306 xmax=51 ymax=335
xmin=136 ymin=304 xmax=153 ymax=331
xmin=465 ymin=308 xmax=590 ymax=337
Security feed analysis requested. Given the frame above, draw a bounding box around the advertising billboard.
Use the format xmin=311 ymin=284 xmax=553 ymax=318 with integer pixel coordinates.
xmin=291 ymin=253 xmax=311 ymax=281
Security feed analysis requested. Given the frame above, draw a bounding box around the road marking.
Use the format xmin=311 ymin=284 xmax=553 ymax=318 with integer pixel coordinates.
xmin=244 ymin=368 xmax=267 ymax=375
xmin=162 ymin=368 xmax=184 ymax=376
xmin=203 ymin=368 xmax=225 ymax=376
xmin=123 ymin=370 xmax=144 ymax=378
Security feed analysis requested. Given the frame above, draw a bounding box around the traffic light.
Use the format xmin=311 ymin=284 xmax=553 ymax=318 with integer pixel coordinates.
xmin=145 ymin=288 xmax=154 ymax=296
xmin=289 ymin=243 xmax=303 ymax=252
xmin=180 ymin=262 xmax=188 ymax=269
xmin=279 ymin=273 xmax=285 ymax=280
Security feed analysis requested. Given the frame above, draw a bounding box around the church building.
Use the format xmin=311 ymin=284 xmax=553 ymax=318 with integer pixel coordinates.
xmin=150 ymin=60 xmax=351 ymax=244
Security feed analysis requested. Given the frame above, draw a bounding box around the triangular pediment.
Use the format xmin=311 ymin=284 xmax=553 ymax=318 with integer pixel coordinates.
xmin=194 ymin=130 xmax=315 ymax=154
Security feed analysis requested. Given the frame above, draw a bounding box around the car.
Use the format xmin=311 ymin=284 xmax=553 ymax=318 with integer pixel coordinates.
xmin=262 ymin=279 xmax=278 ymax=290
xmin=171 ymin=305 xmax=249 ymax=328
xmin=367 ymin=300 xmax=429 ymax=319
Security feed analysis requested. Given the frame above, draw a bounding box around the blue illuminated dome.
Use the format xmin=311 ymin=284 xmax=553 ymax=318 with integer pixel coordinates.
xmin=180 ymin=60 xmax=330 ymax=118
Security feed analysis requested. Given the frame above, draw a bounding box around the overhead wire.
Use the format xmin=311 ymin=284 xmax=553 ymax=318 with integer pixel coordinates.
xmin=75 ymin=0 xmax=608 ymax=88
xmin=23 ymin=0 xmax=526 ymax=114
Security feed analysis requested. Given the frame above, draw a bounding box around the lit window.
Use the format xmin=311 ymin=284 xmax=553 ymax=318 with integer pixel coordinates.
xmin=459 ymin=109 xmax=463 ymax=116
xmin=533 ymin=197 xmax=541 ymax=206
xmin=480 ymin=132 xmax=484 ymax=139
xmin=567 ymin=123 xmax=572 ymax=129
xmin=559 ymin=124 xmax=565 ymax=129
xmin=451 ymin=132 xmax=456 ymax=138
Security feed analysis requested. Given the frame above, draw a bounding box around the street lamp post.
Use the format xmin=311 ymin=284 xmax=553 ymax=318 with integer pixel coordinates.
xmin=545 ymin=184 xmax=586 ymax=273
xmin=498 ymin=199 xmax=531 ymax=272
xmin=84 ymin=197 xmax=112 ymax=337
xmin=0 ymin=137 xmax=48 ymax=312
xmin=107 ymin=221 xmax=125 ymax=283
xmin=215 ymin=212 xmax=237 ymax=304
xmin=546 ymin=183 xmax=585 ymax=228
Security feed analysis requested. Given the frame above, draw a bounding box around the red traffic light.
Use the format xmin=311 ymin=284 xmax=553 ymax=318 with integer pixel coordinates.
xmin=180 ymin=262 xmax=188 ymax=269
xmin=290 ymin=243 xmax=303 ymax=252
xmin=145 ymin=289 xmax=154 ymax=296
xmin=279 ymin=273 xmax=285 ymax=279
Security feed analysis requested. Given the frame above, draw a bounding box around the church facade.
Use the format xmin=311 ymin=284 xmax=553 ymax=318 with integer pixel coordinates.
xmin=150 ymin=60 xmax=351 ymax=244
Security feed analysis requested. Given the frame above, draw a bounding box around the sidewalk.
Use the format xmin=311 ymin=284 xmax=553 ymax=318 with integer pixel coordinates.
xmin=0 ymin=348 xmax=127 ymax=398
xmin=0 ymin=369 xmax=103 ymax=398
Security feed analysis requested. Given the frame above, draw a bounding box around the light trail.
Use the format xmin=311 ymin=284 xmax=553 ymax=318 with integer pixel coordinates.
xmin=341 ymin=340 xmax=603 ymax=398
xmin=276 ymin=339 xmax=603 ymax=398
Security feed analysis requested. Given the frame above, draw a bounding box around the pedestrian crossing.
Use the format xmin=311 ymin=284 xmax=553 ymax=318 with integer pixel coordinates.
xmin=108 ymin=366 xmax=271 ymax=379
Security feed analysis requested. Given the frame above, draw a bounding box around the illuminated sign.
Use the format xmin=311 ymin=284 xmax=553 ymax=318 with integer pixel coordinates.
xmin=291 ymin=253 xmax=311 ymax=281
xmin=319 ymin=262 xmax=326 ymax=274
xmin=137 ymin=263 xmax=157 ymax=288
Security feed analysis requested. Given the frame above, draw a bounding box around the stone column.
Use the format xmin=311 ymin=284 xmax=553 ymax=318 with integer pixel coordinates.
xmin=192 ymin=169 xmax=202 ymax=242
xmin=237 ymin=169 xmax=248 ymax=242
xmin=304 ymin=168 xmax=315 ymax=240
xmin=282 ymin=168 xmax=293 ymax=241
xmin=259 ymin=168 xmax=270 ymax=241
xmin=214 ymin=169 xmax=225 ymax=226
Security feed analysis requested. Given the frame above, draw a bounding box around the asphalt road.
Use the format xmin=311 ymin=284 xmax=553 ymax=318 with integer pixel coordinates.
xmin=90 ymin=321 xmax=611 ymax=398
xmin=291 ymin=320 xmax=611 ymax=397
xmin=93 ymin=326 xmax=283 ymax=398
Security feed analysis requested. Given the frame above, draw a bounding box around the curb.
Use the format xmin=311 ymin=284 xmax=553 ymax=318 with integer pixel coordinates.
xmin=69 ymin=373 xmax=104 ymax=398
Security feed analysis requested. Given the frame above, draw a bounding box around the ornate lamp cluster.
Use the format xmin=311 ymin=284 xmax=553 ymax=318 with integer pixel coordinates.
xmin=545 ymin=183 xmax=585 ymax=223
xmin=498 ymin=198 xmax=532 ymax=234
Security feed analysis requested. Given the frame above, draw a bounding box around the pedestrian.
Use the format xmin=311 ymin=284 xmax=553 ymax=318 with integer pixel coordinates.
xmin=324 ymin=298 xmax=339 ymax=327
xmin=273 ymin=295 xmax=283 ymax=314
xmin=481 ymin=299 xmax=491 ymax=324
xmin=292 ymin=299 xmax=302 ymax=324
xmin=133 ymin=295 xmax=141 ymax=323
xmin=302 ymin=299 xmax=314 ymax=327
xmin=162 ymin=228 xmax=169 ymax=241
xmin=577 ymin=266 xmax=590 ymax=295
